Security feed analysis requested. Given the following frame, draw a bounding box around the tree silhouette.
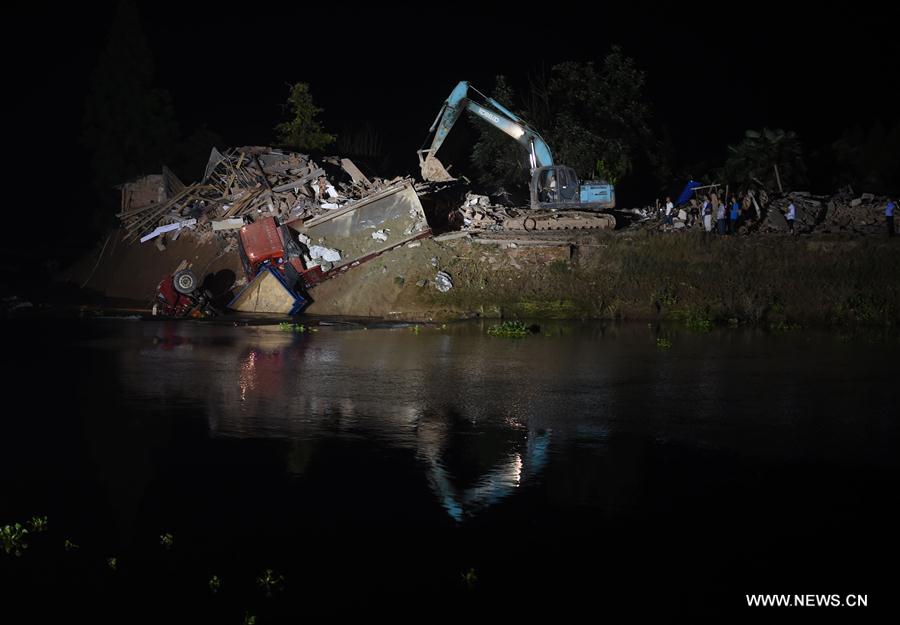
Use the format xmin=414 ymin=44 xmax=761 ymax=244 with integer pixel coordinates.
xmin=82 ymin=0 xmax=178 ymax=198
xmin=274 ymin=82 xmax=335 ymax=152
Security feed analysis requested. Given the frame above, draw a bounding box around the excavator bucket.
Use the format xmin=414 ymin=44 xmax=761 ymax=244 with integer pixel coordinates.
xmin=419 ymin=153 xmax=455 ymax=182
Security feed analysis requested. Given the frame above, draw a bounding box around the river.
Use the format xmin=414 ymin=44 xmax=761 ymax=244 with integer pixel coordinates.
xmin=2 ymin=318 xmax=897 ymax=621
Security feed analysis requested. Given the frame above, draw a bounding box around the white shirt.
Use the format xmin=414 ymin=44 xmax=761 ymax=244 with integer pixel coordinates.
xmin=786 ymin=203 xmax=796 ymax=220
xmin=665 ymin=201 xmax=674 ymax=215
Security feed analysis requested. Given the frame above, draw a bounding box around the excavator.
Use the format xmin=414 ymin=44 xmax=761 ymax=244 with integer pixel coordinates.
xmin=418 ymin=81 xmax=617 ymax=230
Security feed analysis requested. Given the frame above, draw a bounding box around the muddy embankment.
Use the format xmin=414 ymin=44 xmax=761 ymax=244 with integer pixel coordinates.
xmin=394 ymin=233 xmax=900 ymax=327
xmin=64 ymin=227 xmax=899 ymax=327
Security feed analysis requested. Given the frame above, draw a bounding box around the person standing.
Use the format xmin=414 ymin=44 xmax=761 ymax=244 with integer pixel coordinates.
xmin=665 ymin=196 xmax=674 ymax=228
xmin=702 ymin=196 xmax=712 ymax=232
xmin=716 ymin=199 xmax=726 ymax=234
xmin=729 ymin=195 xmax=740 ymax=234
xmin=785 ymin=200 xmax=796 ymax=234
xmin=886 ymin=198 xmax=895 ymax=237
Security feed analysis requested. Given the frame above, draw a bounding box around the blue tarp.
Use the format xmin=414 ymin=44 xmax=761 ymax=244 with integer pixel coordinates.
xmin=676 ymin=180 xmax=701 ymax=206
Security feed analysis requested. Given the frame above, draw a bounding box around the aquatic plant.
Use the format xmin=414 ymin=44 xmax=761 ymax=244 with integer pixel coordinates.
xmin=461 ymin=567 xmax=478 ymax=590
xmin=684 ymin=313 xmax=712 ymax=332
xmin=656 ymin=338 xmax=672 ymax=349
xmin=160 ymin=533 xmax=174 ymax=550
xmin=487 ymin=320 xmax=529 ymax=338
xmin=1 ymin=523 xmax=28 ymax=557
xmin=208 ymin=575 xmax=221 ymax=594
xmin=27 ymin=515 xmax=48 ymax=533
xmin=256 ymin=568 xmax=284 ymax=596
xmin=279 ymin=322 xmax=309 ymax=333
xmin=63 ymin=539 xmax=79 ymax=552
xmin=107 ymin=557 xmax=118 ymax=571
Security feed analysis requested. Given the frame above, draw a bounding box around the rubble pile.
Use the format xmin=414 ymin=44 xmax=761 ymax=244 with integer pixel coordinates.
xmin=452 ymin=192 xmax=619 ymax=232
xmin=118 ymin=147 xmax=402 ymax=246
xmin=458 ymin=192 xmax=505 ymax=231
xmin=762 ymin=190 xmax=890 ymax=235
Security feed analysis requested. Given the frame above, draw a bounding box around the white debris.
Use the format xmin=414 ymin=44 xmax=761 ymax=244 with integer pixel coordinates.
xmin=372 ymin=229 xmax=389 ymax=241
xmin=140 ymin=219 xmax=198 ymax=243
xmin=435 ymin=271 xmax=453 ymax=292
xmin=210 ymin=218 xmax=244 ymax=231
xmin=308 ymin=245 xmax=342 ymax=263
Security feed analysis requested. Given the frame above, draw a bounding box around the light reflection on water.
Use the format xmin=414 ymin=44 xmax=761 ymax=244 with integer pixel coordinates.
xmin=92 ymin=319 xmax=899 ymax=523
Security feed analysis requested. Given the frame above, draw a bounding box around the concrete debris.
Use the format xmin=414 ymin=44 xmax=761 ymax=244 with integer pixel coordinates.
xmin=451 ymin=190 xmax=617 ymax=233
xmin=372 ymin=229 xmax=389 ymax=241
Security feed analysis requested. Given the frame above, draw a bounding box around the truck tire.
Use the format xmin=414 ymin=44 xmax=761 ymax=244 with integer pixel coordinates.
xmin=173 ymin=269 xmax=198 ymax=295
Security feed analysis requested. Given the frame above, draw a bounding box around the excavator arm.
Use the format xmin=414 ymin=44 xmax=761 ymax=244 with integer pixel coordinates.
xmin=418 ymin=81 xmax=554 ymax=182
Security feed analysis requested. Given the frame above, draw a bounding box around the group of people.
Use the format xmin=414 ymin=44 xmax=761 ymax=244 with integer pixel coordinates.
xmin=662 ymin=191 xmax=754 ymax=235
xmin=662 ymin=193 xmax=897 ymax=237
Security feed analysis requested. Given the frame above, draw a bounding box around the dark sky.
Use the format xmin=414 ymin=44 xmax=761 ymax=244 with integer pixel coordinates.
xmin=7 ymin=1 xmax=900 ymax=193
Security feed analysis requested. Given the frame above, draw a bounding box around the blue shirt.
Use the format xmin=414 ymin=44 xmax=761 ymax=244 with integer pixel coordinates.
xmin=730 ymin=202 xmax=740 ymax=220
xmin=887 ymin=201 xmax=895 ymax=217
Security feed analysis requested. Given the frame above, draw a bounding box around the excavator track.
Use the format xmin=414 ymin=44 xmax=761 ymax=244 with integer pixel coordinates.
xmin=501 ymin=210 xmax=616 ymax=231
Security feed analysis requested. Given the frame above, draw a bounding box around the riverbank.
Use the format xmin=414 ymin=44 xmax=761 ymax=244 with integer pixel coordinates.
xmin=50 ymin=227 xmax=900 ymax=327
xmin=284 ymin=229 xmax=900 ymax=327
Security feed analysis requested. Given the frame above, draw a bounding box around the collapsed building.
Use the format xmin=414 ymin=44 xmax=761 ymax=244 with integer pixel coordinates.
xmin=65 ymin=140 xmax=893 ymax=320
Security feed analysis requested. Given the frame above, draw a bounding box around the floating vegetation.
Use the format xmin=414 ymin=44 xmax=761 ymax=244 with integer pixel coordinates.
xmin=64 ymin=539 xmax=79 ymax=552
xmin=656 ymin=338 xmax=672 ymax=349
xmin=256 ymin=568 xmax=284 ymax=597
xmin=487 ymin=320 xmax=529 ymax=338
xmin=279 ymin=322 xmax=314 ymax=333
xmin=160 ymin=533 xmax=174 ymax=551
xmin=684 ymin=314 xmax=712 ymax=332
xmin=770 ymin=319 xmax=802 ymax=332
xmin=461 ymin=567 xmax=478 ymax=590
xmin=107 ymin=557 xmax=118 ymax=571
xmin=28 ymin=515 xmax=48 ymax=533
xmin=1 ymin=523 xmax=28 ymax=557
xmin=208 ymin=575 xmax=222 ymax=594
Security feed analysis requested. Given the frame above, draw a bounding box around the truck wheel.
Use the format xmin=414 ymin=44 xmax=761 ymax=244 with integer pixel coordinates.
xmin=173 ymin=269 xmax=198 ymax=295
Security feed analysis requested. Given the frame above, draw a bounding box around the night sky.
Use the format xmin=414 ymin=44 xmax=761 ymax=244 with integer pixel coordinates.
xmin=7 ymin=1 xmax=899 ymax=202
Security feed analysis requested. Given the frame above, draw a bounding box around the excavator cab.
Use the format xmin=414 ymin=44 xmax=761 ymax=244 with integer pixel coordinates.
xmin=533 ymin=165 xmax=588 ymax=209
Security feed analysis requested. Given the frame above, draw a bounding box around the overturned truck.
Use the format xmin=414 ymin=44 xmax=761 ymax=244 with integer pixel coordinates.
xmin=229 ymin=180 xmax=431 ymax=315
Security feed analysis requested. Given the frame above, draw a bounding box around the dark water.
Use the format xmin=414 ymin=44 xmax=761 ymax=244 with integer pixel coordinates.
xmin=2 ymin=318 xmax=898 ymax=621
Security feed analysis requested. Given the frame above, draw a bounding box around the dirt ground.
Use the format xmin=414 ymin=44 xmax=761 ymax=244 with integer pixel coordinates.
xmin=62 ymin=229 xmax=244 ymax=307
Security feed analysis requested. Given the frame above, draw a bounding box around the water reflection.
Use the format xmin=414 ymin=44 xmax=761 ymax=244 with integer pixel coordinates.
xmin=116 ymin=322 xmax=556 ymax=521
xmin=415 ymin=412 xmax=550 ymax=521
xmin=101 ymin=319 xmax=898 ymax=525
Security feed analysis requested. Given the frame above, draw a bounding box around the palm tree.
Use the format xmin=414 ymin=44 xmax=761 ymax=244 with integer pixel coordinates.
xmin=722 ymin=128 xmax=806 ymax=191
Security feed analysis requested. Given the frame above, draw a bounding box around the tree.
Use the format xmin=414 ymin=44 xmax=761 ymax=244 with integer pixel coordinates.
xmin=469 ymin=75 xmax=531 ymax=191
xmin=274 ymin=82 xmax=335 ymax=152
xmin=831 ymin=122 xmax=900 ymax=194
xmin=721 ymin=128 xmax=806 ymax=190
xmin=544 ymin=49 xmax=656 ymax=184
xmin=82 ymin=0 xmax=179 ymax=196
xmin=467 ymin=50 xmax=663 ymax=193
